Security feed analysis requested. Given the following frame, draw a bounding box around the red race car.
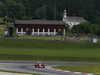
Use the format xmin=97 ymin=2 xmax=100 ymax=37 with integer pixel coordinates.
xmin=35 ymin=62 xmax=45 ymax=68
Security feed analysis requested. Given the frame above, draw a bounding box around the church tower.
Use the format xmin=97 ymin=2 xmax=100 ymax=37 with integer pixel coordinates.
xmin=63 ymin=9 xmax=67 ymax=21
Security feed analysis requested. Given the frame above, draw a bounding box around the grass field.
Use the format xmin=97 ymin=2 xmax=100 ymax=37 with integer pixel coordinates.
xmin=0 ymin=39 xmax=100 ymax=62
xmin=54 ymin=65 xmax=100 ymax=74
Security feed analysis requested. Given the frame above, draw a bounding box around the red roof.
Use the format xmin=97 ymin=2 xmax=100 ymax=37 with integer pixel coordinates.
xmin=15 ymin=20 xmax=66 ymax=25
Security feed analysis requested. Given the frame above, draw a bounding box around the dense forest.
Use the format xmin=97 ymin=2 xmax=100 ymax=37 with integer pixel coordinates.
xmin=0 ymin=0 xmax=100 ymax=24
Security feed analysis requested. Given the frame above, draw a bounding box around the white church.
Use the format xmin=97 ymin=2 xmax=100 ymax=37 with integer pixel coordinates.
xmin=63 ymin=10 xmax=86 ymax=29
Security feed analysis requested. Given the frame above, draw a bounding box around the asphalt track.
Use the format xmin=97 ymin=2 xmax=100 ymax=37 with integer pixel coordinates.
xmin=0 ymin=60 xmax=100 ymax=75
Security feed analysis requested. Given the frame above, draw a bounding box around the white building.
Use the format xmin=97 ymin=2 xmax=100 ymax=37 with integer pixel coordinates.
xmin=63 ymin=10 xmax=86 ymax=29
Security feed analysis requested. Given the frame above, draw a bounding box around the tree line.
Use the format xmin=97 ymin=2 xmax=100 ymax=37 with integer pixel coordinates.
xmin=0 ymin=0 xmax=100 ymax=24
xmin=70 ymin=22 xmax=100 ymax=35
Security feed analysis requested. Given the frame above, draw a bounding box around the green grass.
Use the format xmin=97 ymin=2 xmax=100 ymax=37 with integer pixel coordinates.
xmin=21 ymin=35 xmax=94 ymax=41
xmin=0 ymin=70 xmax=42 ymax=75
xmin=21 ymin=36 xmax=62 ymax=40
xmin=0 ymin=25 xmax=5 ymax=34
xmin=54 ymin=65 xmax=100 ymax=74
xmin=0 ymin=39 xmax=100 ymax=62
xmin=0 ymin=17 xmax=4 ymax=23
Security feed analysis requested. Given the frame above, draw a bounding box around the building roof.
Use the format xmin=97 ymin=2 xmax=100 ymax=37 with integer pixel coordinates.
xmin=15 ymin=20 xmax=66 ymax=25
xmin=64 ymin=16 xmax=86 ymax=22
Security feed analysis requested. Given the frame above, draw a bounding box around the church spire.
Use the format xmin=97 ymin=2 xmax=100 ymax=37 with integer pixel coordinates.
xmin=63 ymin=9 xmax=67 ymax=21
xmin=63 ymin=9 xmax=67 ymax=18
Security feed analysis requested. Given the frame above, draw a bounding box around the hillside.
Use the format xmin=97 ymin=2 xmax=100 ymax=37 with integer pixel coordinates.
xmin=0 ymin=0 xmax=100 ymax=24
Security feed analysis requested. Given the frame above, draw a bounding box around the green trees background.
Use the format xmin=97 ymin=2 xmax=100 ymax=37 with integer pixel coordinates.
xmin=0 ymin=0 xmax=100 ymax=35
xmin=71 ymin=22 xmax=100 ymax=35
xmin=0 ymin=0 xmax=100 ymax=24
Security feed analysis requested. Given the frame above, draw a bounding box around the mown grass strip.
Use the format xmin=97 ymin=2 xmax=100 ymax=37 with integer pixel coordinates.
xmin=0 ymin=39 xmax=100 ymax=49
xmin=0 ymin=54 xmax=100 ymax=62
xmin=0 ymin=39 xmax=100 ymax=62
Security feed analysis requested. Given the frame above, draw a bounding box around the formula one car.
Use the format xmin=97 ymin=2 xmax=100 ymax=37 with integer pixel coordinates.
xmin=35 ymin=62 xmax=45 ymax=68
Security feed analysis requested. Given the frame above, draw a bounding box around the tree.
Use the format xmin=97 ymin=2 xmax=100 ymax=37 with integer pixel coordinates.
xmin=0 ymin=2 xmax=7 ymax=17
xmin=26 ymin=28 xmax=32 ymax=36
xmin=0 ymin=0 xmax=100 ymax=24
xmin=21 ymin=16 xmax=31 ymax=20
xmin=5 ymin=0 xmax=17 ymax=18
xmin=36 ymin=5 xmax=47 ymax=20
xmin=66 ymin=25 xmax=70 ymax=32
xmin=33 ymin=10 xmax=40 ymax=19
xmin=57 ymin=30 xmax=63 ymax=35
xmin=16 ymin=3 xmax=26 ymax=19
xmin=2 ymin=0 xmax=26 ymax=19
xmin=71 ymin=22 xmax=98 ymax=34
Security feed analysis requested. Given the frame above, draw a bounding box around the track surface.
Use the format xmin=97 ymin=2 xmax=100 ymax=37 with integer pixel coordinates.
xmin=0 ymin=60 xmax=100 ymax=75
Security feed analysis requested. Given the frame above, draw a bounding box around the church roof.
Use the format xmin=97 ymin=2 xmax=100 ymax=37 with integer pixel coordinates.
xmin=64 ymin=16 xmax=86 ymax=22
xmin=15 ymin=20 xmax=66 ymax=25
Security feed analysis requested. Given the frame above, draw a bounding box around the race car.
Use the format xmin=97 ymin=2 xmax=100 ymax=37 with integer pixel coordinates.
xmin=35 ymin=62 xmax=45 ymax=68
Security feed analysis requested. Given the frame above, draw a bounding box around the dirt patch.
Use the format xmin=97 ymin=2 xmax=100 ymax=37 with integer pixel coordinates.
xmin=0 ymin=26 xmax=5 ymax=31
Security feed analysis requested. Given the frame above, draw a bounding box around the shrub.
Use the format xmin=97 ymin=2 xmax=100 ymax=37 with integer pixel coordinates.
xmin=57 ymin=30 xmax=63 ymax=35
xmin=26 ymin=28 xmax=32 ymax=36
